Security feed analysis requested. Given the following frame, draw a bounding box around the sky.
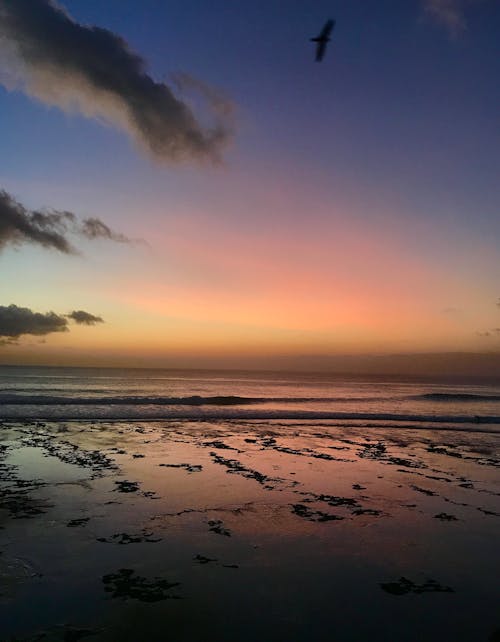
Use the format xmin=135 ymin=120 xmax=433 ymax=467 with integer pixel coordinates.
xmin=0 ymin=0 xmax=499 ymax=370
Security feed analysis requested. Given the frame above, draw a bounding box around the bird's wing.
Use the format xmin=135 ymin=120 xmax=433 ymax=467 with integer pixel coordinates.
xmin=315 ymin=40 xmax=327 ymax=61
xmin=319 ymin=19 xmax=335 ymax=39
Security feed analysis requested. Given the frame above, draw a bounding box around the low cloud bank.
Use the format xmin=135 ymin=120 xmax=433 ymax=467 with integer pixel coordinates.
xmin=0 ymin=304 xmax=104 ymax=343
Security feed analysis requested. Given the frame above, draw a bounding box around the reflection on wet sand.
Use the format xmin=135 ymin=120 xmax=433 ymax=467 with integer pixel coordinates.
xmin=0 ymin=420 xmax=498 ymax=641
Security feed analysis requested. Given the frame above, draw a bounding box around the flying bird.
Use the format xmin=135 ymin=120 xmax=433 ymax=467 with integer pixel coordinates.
xmin=310 ymin=19 xmax=336 ymax=62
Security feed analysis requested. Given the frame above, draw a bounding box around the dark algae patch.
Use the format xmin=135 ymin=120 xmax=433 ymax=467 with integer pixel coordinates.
xmin=102 ymin=568 xmax=180 ymax=601
xmin=291 ymin=503 xmax=344 ymax=522
xmin=204 ymin=440 xmax=239 ymax=451
xmin=255 ymin=436 xmax=352 ymax=462
xmin=97 ymin=530 xmax=161 ymax=544
xmin=208 ymin=519 xmax=231 ymax=536
xmin=19 ymin=431 xmax=117 ymax=478
xmin=292 ymin=490 xmax=383 ymax=519
xmin=193 ymin=554 xmax=217 ymax=564
xmin=113 ymin=479 xmax=140 ymax=493
xmin=357 ymin=440 xmax=424 ymax=468
xmin=209 ymin=452 xmax=278 ymax=487
xmin=67 ymin=517 xmax=90 ymax=527
xmin=380 ymin=577 xmax=454 ymax=595
xmin=352 ymin=508 xmax=382 ymax=516
xmin=411 ymin=484 xmax=437 ymax=496
xmin=193 ymin=554 xmax=238 ymax=568
xmin=358 ymin=442 xmax=387 ymax=459
xmin=310 ymin=493 xmax=358 ymax=508
xmin=434 ymin=512 xmax=458 ymax=521
xmin=159 ymin=462 xmax=202 ymax=473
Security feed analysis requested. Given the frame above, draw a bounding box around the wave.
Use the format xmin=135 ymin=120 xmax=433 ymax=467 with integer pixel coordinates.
xmin=414 ymin=393 xmax=500 ymax=402
xmin=3 ymin=391 xmax=499 ymax=406
xmin=0 ymin=394 xmax=269 ymax=406
xmin=0 ymin=394 xmax=397 ymax=406
xmin=0 ymin=406 xmax=499 ymax=426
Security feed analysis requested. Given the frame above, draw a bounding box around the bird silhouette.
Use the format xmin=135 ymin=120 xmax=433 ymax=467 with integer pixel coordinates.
xmin=310 ymin=19 xmax=335 ymax=62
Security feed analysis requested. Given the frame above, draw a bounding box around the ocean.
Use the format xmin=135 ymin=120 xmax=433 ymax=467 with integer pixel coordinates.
xmin=1 ymin=365 xmax=499 ymax=430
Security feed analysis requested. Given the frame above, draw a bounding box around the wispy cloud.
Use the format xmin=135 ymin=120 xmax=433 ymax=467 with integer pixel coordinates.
xmin=421 ymin=0 xmax=486 ymax=36
xmin=67 ymin=310 xmax=104 ymax=325
xmin=79 ymin=218 xmax=130 ymax=244
xmin=476 ymin=328 xmax=500 ymax=338
xmin=0 ymin=304 xmax=104 ymax=343
xmin=441 ymin=307 xmax=464 ymax=320
xmin=0 ymin=0 xmax=234 ymax=164
xmin=423 ymin=0 xmax=467 ymax=35
xmin=0 ymin=189 xmax=132 ymax=254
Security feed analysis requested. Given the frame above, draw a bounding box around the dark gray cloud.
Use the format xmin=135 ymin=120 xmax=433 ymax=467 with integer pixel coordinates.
xmin=0 ymin=190 xmax=76 ymax=253
xmin=0 ymin=304 xmax=105 ymax=343
xmin=80 ymin=218 xmax=130 ymax=243
xmin=0 ymin=304 xmax=68 ymax=340
xmin=0 ymin=189 xmax=131 ymax=254
xmin=67 ymin=310 xmax=104 ymax=325
xmin=0 ymin=0 xmax=233 ymax=164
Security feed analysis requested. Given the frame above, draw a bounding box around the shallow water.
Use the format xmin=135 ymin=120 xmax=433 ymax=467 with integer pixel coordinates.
xmin=0 ymin=417 xmax=498 ymax=641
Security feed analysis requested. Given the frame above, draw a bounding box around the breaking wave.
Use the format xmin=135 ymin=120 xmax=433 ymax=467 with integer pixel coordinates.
xmin=414 ymin=393 xmax=500 ymax=402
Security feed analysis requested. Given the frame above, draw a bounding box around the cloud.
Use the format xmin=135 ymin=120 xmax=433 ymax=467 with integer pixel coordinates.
xmin=171 ymin=72 xmax=235 ymax=122
xmin=421 ymin=0 xmax=486 ymax=36
xmin=0 ymin=0 xmax=233 ymax=164
xmin=67 ymin=310 xmax=104 ymax=325
xmin=0 ymin=190 xmax=76 ymax=253
xmin=79 ymin=218 xmax=130 ymax=244
xmin=0 ymin=304 xmax=68 ymax=340
xmin=441 ymin=307 xmax=463 ymax=320
xmin=0 ymin=189 xmax=131 ymax=254
xmin=476 ymin=328 xmax=500 ymax=338
xmin=423 ymin=0 xmax=467 ymax=34
xmin=0 ymin=304 xmax=104 ymax=343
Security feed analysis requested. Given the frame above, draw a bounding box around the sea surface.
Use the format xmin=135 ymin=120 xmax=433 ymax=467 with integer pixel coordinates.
xmin=1 ymin=365 xmax=499 ymax=430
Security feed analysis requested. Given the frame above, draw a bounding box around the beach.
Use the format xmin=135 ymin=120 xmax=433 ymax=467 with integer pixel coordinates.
xmin=2 ymin=1 xmax=499 ymax=639
xmin=0 ymin=369 xmax=499 ymax=641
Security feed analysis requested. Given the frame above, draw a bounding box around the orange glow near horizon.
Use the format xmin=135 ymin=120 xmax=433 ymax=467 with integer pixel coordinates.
xmin=2 ymin=172 xmax=499 ymax=366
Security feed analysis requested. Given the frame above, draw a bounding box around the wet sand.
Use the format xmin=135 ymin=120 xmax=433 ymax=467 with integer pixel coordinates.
xmin=0 ymin=420 xmax=499 ymax=641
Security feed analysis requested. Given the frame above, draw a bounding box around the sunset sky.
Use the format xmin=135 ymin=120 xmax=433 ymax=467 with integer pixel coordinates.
xmin=0 ymin=0 xmax=499 ymax=368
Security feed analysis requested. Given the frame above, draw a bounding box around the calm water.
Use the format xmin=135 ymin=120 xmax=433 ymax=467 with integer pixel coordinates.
xmin=1 ymin=366 xmax=499 ymax=430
